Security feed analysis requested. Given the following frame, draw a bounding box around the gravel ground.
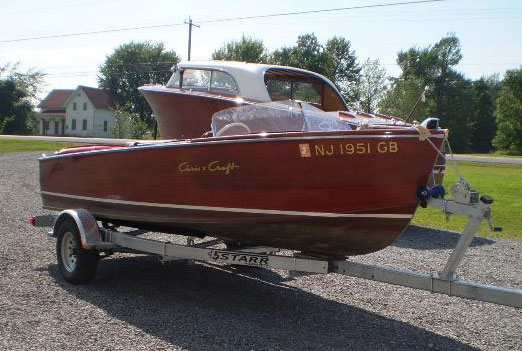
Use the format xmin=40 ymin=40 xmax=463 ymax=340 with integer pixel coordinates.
xmin=1 ymin=152 xmax=521 ymax=351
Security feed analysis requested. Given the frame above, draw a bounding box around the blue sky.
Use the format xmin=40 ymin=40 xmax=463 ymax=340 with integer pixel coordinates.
xmin=1 ymin=0 xmax=521 ymax=98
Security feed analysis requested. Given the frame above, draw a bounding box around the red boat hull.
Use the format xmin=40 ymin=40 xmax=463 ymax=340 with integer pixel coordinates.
xmin=39 ymin=130 xmax=444 ymax=257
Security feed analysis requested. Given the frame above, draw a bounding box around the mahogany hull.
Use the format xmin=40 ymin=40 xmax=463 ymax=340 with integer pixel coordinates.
xmin=39 ymin=130 xmax=444 ymax=257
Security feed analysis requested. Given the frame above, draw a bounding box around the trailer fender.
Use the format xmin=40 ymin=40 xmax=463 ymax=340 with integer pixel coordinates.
xmin=53 ymin=209 xmax=102 ymax=249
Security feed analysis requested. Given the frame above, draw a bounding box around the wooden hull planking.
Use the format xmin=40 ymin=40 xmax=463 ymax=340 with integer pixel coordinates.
xmin=39 ymin=130 xmax=444 ymax=257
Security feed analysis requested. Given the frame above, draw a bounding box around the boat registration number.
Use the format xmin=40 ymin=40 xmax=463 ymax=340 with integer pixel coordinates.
xmin=299 ymin=141 xmax=399 ymax=158
xmin=208 ymin=250 xmax=270 ymax=266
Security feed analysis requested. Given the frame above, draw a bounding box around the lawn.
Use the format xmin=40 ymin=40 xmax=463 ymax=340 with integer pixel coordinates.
xmin=0 ymin=139 xmax=75 ymax=154
xmin=413 ymin=161 xmax=522 ymax=240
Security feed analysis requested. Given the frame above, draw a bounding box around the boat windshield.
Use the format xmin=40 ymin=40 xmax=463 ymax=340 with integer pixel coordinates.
xmin=167 ymin=69 xmax=239 ymax=95
xmin=211 ymin=101 xmax=355 ymax=137
xmin=264 ymin=68 xmax=347 ymax=112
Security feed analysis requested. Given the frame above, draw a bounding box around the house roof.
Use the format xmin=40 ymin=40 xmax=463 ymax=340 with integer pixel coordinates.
xmin=79 ymin=86 xmax=117 ymax=109
xmin=37 ymin=89 xmax=74 ymax=110
xmin=39 ymin=86 xmax=117 ymax=111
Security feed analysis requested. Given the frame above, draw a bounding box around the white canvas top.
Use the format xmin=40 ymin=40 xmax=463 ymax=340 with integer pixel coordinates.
xmin=176 ymin=60 xmax=342 ymax=102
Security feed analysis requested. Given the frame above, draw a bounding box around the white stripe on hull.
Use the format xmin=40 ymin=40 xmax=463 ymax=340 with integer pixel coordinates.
xmin=41 ymin=191 xmax=414 ymax=219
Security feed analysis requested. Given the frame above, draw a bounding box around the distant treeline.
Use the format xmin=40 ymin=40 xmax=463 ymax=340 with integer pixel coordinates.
xmin=1 ymin=34 xmax=521 ymax=154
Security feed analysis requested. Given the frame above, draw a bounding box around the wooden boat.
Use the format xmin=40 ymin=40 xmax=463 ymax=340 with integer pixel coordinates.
xmin=39 ymin=61 xmax=446 ymax=258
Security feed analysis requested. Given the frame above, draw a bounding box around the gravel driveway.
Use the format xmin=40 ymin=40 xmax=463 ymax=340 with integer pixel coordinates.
xmin=1 ymin=152 xmax=521 ymax=351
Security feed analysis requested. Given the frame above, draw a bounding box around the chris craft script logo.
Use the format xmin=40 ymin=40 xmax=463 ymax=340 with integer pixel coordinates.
xmin=178 ymin=160 xmax=240 ymax=175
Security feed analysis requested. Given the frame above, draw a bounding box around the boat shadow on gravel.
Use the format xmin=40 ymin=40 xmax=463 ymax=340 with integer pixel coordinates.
xmin=393 ymin=225 xmax=495 ymax=250
xmin=47 ymin=256 xmax=476 ymax=351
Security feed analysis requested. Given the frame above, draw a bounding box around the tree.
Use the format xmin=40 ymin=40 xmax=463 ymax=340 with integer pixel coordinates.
xmin=436 ymin=74 xmax=475 ymax=152
xmin=397 ymin=35 xmax=462 ymax=88
xmin=111 ymin=108 xmax=149 ymax=139
xmin=396 ymin=34 xmax=463 ymax=107
xmin=0 ymin=63 xmax=44 ymax=135
xmin=469 ymin=77 xmax=498 ymax=153
xmin=379 ymin=76 xmax=432 ymax=120
xmin=382 ymin=33 xmax=478 ymax=152
xmin=98 ymin=42 xmax=180 ymax=128
xmin=272 ymin=34 xmax=326 ymax=74
xmin=493 ymin=67 xmax=522 ymax=153
xmin=356 ymin=59 xmax=388 ymax=113
xmin=212 ymin=36 xmax=269 ymax=63
xmin=271 ymin=34 xmax=360 ymax=103
xmin=324 ymin=37 xmax=361 ymax=103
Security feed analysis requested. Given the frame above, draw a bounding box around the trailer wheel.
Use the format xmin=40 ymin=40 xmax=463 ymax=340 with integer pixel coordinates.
xmin=56 ymin=218 xmax=98 ymax=284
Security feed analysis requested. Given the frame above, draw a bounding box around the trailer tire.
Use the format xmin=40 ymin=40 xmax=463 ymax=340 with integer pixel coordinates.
xmin=56 ymin=218 xmax=98 ymax=284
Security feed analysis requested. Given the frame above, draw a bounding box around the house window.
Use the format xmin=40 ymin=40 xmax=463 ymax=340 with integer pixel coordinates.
xmin=73 ymin=102 xmax=77 ymax=110
xmin=42 ymin=120 xmax=49 ymax=135
xmin=83 ymin=102 xmax=87 ymax=110
xmin=103 ymin=121 xmax=108 ymax=132
xmin=54 ymin=121 xmax=59 ymax=134
xmin=82 ymin=119 xmax=87 ymax=130
xmin=71 ymin=119 xmax=76 ymax=130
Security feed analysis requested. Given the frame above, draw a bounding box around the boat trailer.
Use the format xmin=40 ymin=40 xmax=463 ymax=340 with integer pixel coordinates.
xmin=31 ymin=183 xmax=521 ymax=309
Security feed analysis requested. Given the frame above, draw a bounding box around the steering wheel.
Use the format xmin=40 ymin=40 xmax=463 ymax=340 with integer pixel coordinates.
xmin=216 ymin=122 xmax=251 ymax=137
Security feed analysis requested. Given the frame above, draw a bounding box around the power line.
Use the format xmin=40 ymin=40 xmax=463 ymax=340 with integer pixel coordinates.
xmin=0 ymin=0 xmax=450 ymax=44
xmin=0 ymin=68 xmax=172 ymax=79
xmin=199 ymin=0 xmax=450 ymax=24
xmin=0 ymin=23 xmax=185 ymax=43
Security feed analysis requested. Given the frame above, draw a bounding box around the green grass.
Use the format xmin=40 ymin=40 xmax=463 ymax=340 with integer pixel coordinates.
xmin=0 ymin=139 xmax=76 ymax=154
xmin=413 ymin=162 xmax=522 ymax=240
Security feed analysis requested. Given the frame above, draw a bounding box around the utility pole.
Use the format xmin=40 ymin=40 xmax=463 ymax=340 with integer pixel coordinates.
xmin=184 ymin=17 xmax=200 ymax=61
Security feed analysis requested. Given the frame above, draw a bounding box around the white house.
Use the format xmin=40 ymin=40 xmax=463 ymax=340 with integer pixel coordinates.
xmin=37 ymin=86 xmax=118 ymax=137
xmin=36 ymin=89 xmax=73 ymax=136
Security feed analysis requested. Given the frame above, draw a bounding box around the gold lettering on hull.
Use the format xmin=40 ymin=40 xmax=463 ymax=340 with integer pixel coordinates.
xmin=377 ymin=141 xmax=398 ymax=153
xmin=314 ymin=144 xmax=335 ymax=156
xmin=302 ymin=141 xmax=399 ymax=157
xmin=178 ymin=161 xmax=240 ymax=175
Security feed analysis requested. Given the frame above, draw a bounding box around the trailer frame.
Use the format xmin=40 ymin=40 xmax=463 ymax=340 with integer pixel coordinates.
xmin=32 ymin=192 xmax=522 ymax=309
